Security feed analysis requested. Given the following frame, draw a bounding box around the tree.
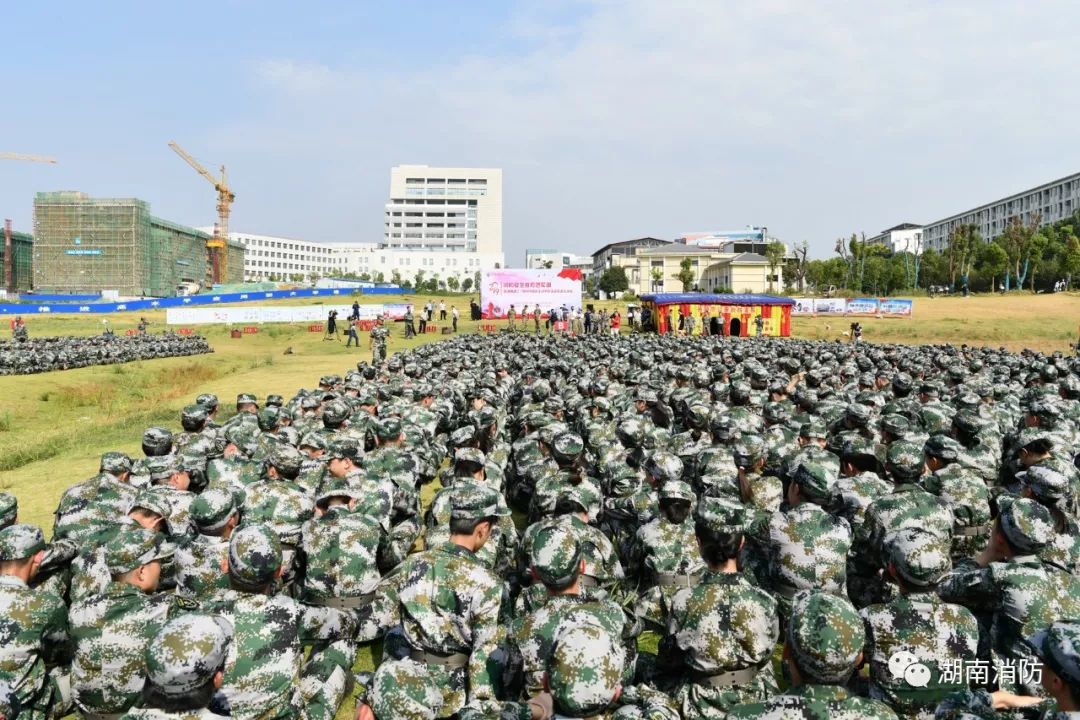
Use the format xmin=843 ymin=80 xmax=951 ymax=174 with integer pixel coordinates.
xmin=1063 ymin=235 xmax=1080 ymax=289
xmin=542 ymin=260 xmax=554 ymax=269
xmin=784 ymin=241 xmax=810 ymax=292
xmin=945 ymin=224 xmax=980 ymax=288
xmin=675 ymin=258 xmax=695 ymax=292
xmin=834 ymin=236 xmax=854 ymax=290
xmin=764 ymin=241 xmax=785 ymax=292
xmin=358 ymin=272 xmax=372 ymax=282
xmin=474 ymin=271 xmax=482 ymax=291
xmin=975 ymin=242 xmax=1008 ymax=291
xmin=414 ymin=269 xmax=426 ymax=289
xmin=374 ymin=271 xmax=385 ymax=283
xmin=391 ymin=269 xmax=402 ymax=287
xmin=461 ymin=277 xmax=474 ymax=294
xmin=447 ymin=276 xmax=460 ymax=292
xmin=598 ymin=266 xmax=629 ymax=295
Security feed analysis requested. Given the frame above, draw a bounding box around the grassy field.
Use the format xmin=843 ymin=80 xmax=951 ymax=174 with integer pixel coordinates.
xmin=3 ymin=291 xmax=1080 ymax=533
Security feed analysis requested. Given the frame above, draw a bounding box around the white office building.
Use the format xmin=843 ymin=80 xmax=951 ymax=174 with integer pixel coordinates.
xmin=384 ymin=165 xmax=502 ymax=255
xmin=211 ymin=231 xmax=340 ymax=281
xmin=865 ymin=223 xmax=924 ymax=255
xmin=332 ymin=244 xmax=502 ymax=285
xmin=922 ymin=171 xmax=1080 ymax=252
xmin=524 ymin=248 xmax=594 ymax=282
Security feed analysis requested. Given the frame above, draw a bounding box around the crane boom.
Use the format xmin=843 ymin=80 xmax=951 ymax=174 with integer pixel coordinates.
xmin=167 ymin=140 xmax=235 ymax=285
xmin=0 ymin=152 xmax=57 ymax=164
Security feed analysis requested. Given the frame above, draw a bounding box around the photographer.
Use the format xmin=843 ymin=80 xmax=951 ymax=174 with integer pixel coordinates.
xmin=850 ymin=321 xmax=862 ymax=345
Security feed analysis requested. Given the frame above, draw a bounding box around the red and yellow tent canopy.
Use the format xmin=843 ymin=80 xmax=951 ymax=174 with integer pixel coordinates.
xmin=639 ymin=293 xmax=795 ymax=337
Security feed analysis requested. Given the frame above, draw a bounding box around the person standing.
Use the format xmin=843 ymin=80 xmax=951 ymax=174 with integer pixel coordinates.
xmin=439 ymin=300 xmax=447 ymax=321
xmin=610 ymin=310 xmax=621 ymax=336
xmin=345 ymin=321 xmax=360 ymax=348
xmin=418 ymin=306 xmax=427 ymax=334
xmin=451 ymin=305 xmax=459 ymax=333
xmin=507 ymin=305 xmax=517 ymax=332
xmin=404 ymin=306 xmax=416 ymax=338
xmin=369 ymin=316 xmax=389 ymax=364
xmin=754 ymin=315 xmax=764 ymax=337
xmin=533 ymin=304 xmax=541 ymax=335
xmin=627 ymin=306 xmax=636 ymax=332
xmin=351 ymin=301 xmax=360 ymax=321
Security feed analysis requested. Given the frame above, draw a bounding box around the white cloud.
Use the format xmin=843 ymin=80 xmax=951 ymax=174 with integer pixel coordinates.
xmin=232 ymin=0 xmax=1080 ymax=259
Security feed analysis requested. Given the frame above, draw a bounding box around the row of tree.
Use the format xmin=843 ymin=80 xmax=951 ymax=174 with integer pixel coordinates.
xmin=324 ymin=268 xmax=482 ymax=294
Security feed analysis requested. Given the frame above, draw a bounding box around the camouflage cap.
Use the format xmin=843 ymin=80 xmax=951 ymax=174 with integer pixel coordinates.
xmin=142 ymin=426 xmax=174 ymax=454
xmin=885 ymin=527 xmax=951 ymax=588
xmin=299 ymin=432 xmax=328 ymax=452
xmin=228 ymin=524 xmax=282 ymax=587
xmin=998 ymin=497 xmax=1055 ymax=554
xmin=1018 ymin=465 xmax=1071 ymax=504
xmin=375 ymin=416 xmax=403 ymax=441
xmin=791 ymin=462 xmax=837 ymax=504
xmin=615 ymin=418 xmax=645 ymax=448
xmin=105 ymin=527 xmax=175 ymax=575
xmin=1027 ymin=621 xmax=1080 ymax=689
xmin=190 ymin=487 xmax=238 ymax=533
xmin=146 ymin=613 xmax=233 ymax=695
xmin=100 ymin=451 xmax=133 ymax=476
xmin=236 ymin=393 xmax=258 ymax=407
xmin=787 ymin=591 xmax=865 ymax=683
xmin=880 ymin=414 xmax=910 ymax=436
xmin=694 ymin=496 xmax=747 ymax=535
xmin=328 ymin=437 xmax=363 ymax=462
xmin=886 ymin=440 xmax=924 ymax=481
xmin=733 ymin=435 xmax=766 ymax=466
xmin=370 ymin=659 xmax=443 ymax=720
xmin=549 ymin=621 xmax=625 ymax=716
xmin=0 ymin=523 xmax=45 ymax=561
xmin=845 ymin=403 xmax=871 ymax=426
xmin=799 ymin=419 xmax=828 ymax=440
xmin=196 ymin=393 xmax=219 ymax=410
xmin=531 ymin=523 xmax=583 ymax=587
xmin=322 ymin=401 xmax=349 ymax=427
xmin=267 ymin=443 xmax=303 ymax=479
xmin=129 ymin=489 xmax=171 ymax=521
xmin=256 ymin=407 xmax=280 ymax=432
xmin=449 ymin=483 xmax=510 ymax=522
xmin=924 ymin=435 xmax=961 ymax=463
xmin=473 ymin=405 xmax=498 ymax=429
xmin=643 ymin=451 xmax=684 ymax=484
xmin=551 ymin=432 xmax=585 ymax=464
xmin=225 ymin=425 xmax=259 ymax=455
xmin=710 ymin=413 xmax=738 ymax=441
xmin=658 ymin=480 xmax=695 ymax=502
xmin=181 ymin=404 xmax=209 ymax=428
xmin=315 ymin=478 xmax=364 ymax=508
xmin=146 ymin=455 xmax=181 ymax=484
xmin=453 ymin=447 xmax=486 ymax=470
xmin=265 ymin=394 xmax=284 ymax=407
xmin=0 ymin=492 xmax=16 ymax=529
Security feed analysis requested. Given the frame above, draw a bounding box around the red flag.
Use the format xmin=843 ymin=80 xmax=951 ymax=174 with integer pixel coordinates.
xmin=557 ymin=268 xmax=583 ymax=281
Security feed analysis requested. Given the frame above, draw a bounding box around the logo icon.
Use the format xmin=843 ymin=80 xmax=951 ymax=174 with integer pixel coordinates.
xmin=888 ymin=650 xmax=931 ymax=688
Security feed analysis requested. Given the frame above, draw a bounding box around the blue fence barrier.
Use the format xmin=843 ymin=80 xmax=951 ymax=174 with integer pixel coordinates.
xmin=15 ymin=293 xmax=103 ymax=303
xmin=0 ymin=286 xmax=412 ymax=315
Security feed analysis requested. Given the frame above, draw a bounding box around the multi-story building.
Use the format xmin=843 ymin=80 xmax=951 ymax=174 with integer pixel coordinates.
xmin=865 ymin=223 xmax=924 ymax=255
xmin=610 ymin=243 xmax=780 ymax=295
xmin=225 ymin=232 xmax=340 ymax=281
xmin=384 ymin=165 xmax=502 ymax=254
xmin=922 ymin=171 xmax=1080 ymax=252
xmin=591 ymin=237 xmax=671 ymax=279
xmin=1 ymin=230 xmax=33 ymax=294
xmin=331 ymin=244 xmax=501 ymax=286
xmin=675 ymin=227 xmax=771 ymax=254
xmin=524 ymin=248 xmax=594 ymax=283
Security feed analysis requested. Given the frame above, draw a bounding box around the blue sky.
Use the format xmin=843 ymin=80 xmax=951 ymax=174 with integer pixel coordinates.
xmin=4 ymin=1 xmax=1080 ymax=263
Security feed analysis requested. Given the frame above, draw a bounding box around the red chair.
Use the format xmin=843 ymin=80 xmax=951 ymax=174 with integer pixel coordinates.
xmin=243 ymin=326 xmax=258 ymax=334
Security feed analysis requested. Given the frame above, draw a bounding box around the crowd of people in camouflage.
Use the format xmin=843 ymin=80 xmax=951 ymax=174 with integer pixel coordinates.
xmin=5 ymin=330 xmax=1080 ymax=719
xmin=0 ymin=332 xmax=212 ymax=374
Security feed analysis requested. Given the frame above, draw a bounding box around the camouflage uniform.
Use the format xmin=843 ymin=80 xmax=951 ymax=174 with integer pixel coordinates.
xmin=728 ymin=592 xmax=898 ymax=720
xmin=547 ymin=621 xmax=626 ymax=719
xmin=53 ymin=452 xmax=138 ymax=541
xmin=69 ymin=529 xmax=185 ymax=716
xmin=0 ymin=525 xmax=71 ymax=720
xmin=175 ymin=487 xmax=238 ymax=599
xmin=370 ymin=320 xmax=389 ymax=363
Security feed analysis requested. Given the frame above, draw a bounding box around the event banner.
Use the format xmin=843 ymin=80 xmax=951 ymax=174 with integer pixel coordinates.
xmin=481 ymin=269 xmax=582 ymax=319
xmin=845 ymin=298 xmax=880 ymax=315
xmin=790 ymin=298 xmax=913 ymax=317
xmin=166 ymin=304 xmax=410 ymax=325
xmin=878 ymin=299 xmax=913 ymax=316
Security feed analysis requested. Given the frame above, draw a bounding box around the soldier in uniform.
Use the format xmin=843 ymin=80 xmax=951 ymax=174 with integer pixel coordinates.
xmin=53 ymin=451 xmax=138 ymax=541
xmin=0 ymin=524 xmax=71 ymax=720
xmin=175 ymin=487 xmax=239 ymax=599
xmin=728 ymin=592 xmax=898 ymax=719
xmin=369 ymin=316 xmax=389 ymax=364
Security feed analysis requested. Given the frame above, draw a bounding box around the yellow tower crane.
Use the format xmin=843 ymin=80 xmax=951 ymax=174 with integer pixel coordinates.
xmin=168 ymin=141 xmax=234 ymax=285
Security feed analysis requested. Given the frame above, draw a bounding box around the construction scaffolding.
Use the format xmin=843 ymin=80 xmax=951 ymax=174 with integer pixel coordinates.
xmin=1 ymin=229 xmax=33 ymax=293
xmin=32 ymin=191 xmax=242 ymax=296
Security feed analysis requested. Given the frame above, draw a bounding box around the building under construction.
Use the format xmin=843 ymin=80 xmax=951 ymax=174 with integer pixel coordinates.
xmin=32 ymin=192 xmax=243 ymax=297
xmin=1 ymin=229 xmax=34 ymax=294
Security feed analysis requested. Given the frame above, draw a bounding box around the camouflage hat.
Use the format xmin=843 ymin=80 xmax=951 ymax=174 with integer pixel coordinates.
xmin=129 ymin=490 xmax=171 ymax=522
xmin=299 ymin=432 xmax=328 ymax=452
xmin=370 ymin=659 xmax=443 ymax=720
xmin=190 ymin=487 xmax=238 ymax=533
xmin=1018 ymin=465 xmax=1071 ymax=504
xmin=473 ymin=405 xmax=498 ymax=430
xmin=924 ymin=435 xmax=961 ymax=463
xmin=146 ymin=455 xmax=181 ymax=483
xmin=267 ymin=443 xmax=303 ymax=479
xmin=998 ymin=497 xmax=1055 ymax=554
xmin=265 ymin=394 xmax=284 ymax=408
xmin=105 ymin=527 xmax=175 ymax=575
xmin=643 ymin=451 xmax=685 ymax=484
xmin=549 ymin=621 xmax=625 ymax=716
xmin=322 ymin=401 xmax=349 ymax=427
xmin=315 ymin=478 xmax=364 ymax=508
xmin=0 ymin=523 xmax=45 ymax=561
xmin=256 ymin=407 xmax=281 ymax=432
xmin=694 ymin=496 xmax=747 ymax=535
xmin=236 ymin=393 xmax=258 ymax=407
xmin=228 ymin=524 xmax=282 ymax=587
xmin=799 ymin=420 xmax=828 ymax=440
xmin=884 ymin=527 xmax=951 ymax=588
xmin=787 ymin=591 xmax=865 ymax=684
xmin=844 ymin=403 xmax=871 ymax=427
xmin=531 ymin=523 xmax=583 ymax=587
xmin=1027 ymin=621 xmax=1080 ymax=689
xmin=659 ymin=480 xmax=695 ymax=502
xmin=615 ymin=418 xmax=645 ymax=448
xmin=196 ymin=393 xmax=219 ymax=410
xmin=710 ymin=414 xmax=738 ymax=441
xmin=146 ymin=613 xmax=233 ymax=695
xmin=449 ymin=483 xmax=510 ymax=522
xmin=300 ymin=395 xmax=322 ymax=411
xmin=328 ymin=437 xmax=363 ymax=462
xmin=375 ymin=416 xmax=403 ymax=441
xmin=225 ymin=425 xmax=259 ymax=456
xmin=791 ymin=462 xmax=837 ymax=504
xmin=181 ymin=404 xmax=209 ymax=428
xmin=551 ymin=432 xmax=585 ymax=464
xmin=880 ymin=414 xmax=910 ymax=436
xmin=886 ymin=440 xmax=924 ymax=481
xmin=142 ymin=426 xmax=174 ymax=454
xmin=454 ymin=447 xmax=486 ymax=470
xmin=0 ymin=493 xmax=16 ymax=529
xmin=733 ymin=435 xmax=766 ymax=467
xmin=100 ymin=451 xmax=133 ymax=476
xmin=952 ymin=411 xmax=983 ymax=437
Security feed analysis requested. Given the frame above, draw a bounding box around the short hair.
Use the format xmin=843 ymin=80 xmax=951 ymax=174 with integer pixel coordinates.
xmin=660 ymin=498 xmax=692 ymax=525
xmin=694 ymin=521 xmax=743 ymax=566
xmin=448 ymin=515 xmax=494 ymax=536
